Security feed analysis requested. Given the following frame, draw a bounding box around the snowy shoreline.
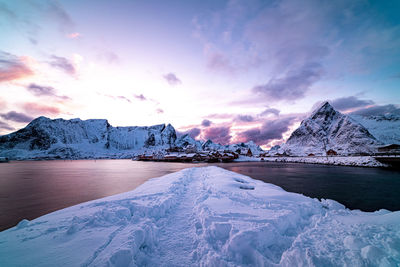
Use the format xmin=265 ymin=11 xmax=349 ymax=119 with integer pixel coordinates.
xmin=0 ymin=167 xmax=399 ymax=266
xmin=235 ymin=155 xmax=388 ymax=168
xmin=5 ymin=155 xmax=391 ymax=168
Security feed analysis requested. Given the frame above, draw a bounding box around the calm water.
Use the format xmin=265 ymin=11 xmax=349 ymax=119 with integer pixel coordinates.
xmin=0 ymin=160 xmax=399 ymax=231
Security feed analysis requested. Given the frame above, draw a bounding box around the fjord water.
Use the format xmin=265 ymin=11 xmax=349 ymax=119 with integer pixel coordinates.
xmin=0 ymin=160 xmax=399 ymax=231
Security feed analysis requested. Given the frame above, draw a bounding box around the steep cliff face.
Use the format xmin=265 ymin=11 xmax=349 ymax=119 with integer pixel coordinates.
xmin=282 ymin=102 xmax=381 ymax=156
xmin=0 ymin=117 xmax=177 ymax=159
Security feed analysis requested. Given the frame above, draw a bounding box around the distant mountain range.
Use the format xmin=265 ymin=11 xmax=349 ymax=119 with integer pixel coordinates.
xmin=0 ymin=102 xmax=398 ymax=159
xmin=350 ymin=114 xmax=400 ymax=145
xmin=0 ymin=116 xmax=262 ymax=160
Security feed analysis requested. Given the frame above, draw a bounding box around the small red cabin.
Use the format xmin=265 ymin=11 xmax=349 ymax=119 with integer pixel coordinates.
xmin=326 ymin=149 xmax=337 ymax=156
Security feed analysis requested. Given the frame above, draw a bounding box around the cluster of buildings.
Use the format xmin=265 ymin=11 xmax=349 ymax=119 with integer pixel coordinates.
xmin=136 ymin=145 xmax=254 ymax=163
xmin=134 ymin=144 xmax=400 ymax=164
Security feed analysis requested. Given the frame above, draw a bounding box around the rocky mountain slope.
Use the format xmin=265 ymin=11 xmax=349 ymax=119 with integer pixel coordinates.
xmin=282 ymin=102 xmax=381 ymax=156
xmin=0 ymin=116 xmax=177 ymax=160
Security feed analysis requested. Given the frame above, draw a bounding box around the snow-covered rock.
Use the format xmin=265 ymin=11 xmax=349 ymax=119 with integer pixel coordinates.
xmin=201 ymin=139 xmax=264 ymax=155
xmin=175 ymin=134 xmax=203 ymax=151
xmin=0 ymin=167 xmax=399 ymax=266
xmin=227 ymin=141 xmax=264 ymax=155
xmin=283 ymin=102 xmax=381 ymax=156
xmin=0 ymin=116 xmax=177 ymax=160
xmin=201 ymin=139 xmax=225 ymax=151
xmin=351 ymin=114 xmax=400 ymax=145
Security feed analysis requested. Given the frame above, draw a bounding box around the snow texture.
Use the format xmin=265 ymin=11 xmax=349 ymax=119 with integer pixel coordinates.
xmin=351 ymin=114 xmax=400 ymax=145
xmin=283 ymin=102 xmax=381 ymax=156
xmin=1 ymin=167 xmax=399 ymax=266
xmin=237 ymin=156 xmax=387 ymax=167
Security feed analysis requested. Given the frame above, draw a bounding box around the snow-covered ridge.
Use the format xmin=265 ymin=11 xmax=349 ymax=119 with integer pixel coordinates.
xmin=0 ymin=116 xmax=178 ymax=160
xmin=0 ymin=167 xmax=399 ymax=266
xmin=351 ymin=114 xmax=400 ymax=145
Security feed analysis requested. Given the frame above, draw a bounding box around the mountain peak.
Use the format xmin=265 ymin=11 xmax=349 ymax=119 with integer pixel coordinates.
xmin=27 ymin=116 xmax=51 ymax=126
xmin=310 ymin=101 xmax=338 ymax=120
xmin=285 ymin=101 xmax=379 ymax=155
xmin=312 ymin=101 xmax=334 ymax=113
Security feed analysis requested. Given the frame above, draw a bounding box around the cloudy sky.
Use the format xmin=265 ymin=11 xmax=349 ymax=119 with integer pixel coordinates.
xmin=1 ymin=0 xmax=399 ymax=148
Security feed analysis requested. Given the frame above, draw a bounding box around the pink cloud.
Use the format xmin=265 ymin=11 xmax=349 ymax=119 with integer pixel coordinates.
xmin=0 ymin=51 xmax=33 ymax=82
xmin=22 ymin=102 xmax=61 ymax=116
xmin=203 ymin=126 xmax=231 ymax=145
xmin=67 ymin=32 xmax=81 ymax=39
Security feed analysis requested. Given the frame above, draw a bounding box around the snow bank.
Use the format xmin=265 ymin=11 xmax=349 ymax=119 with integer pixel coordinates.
xmin=1 ymin=167 xmax=399 ymax=266
xmin=236 ymin=155 xmax=387 ymax=167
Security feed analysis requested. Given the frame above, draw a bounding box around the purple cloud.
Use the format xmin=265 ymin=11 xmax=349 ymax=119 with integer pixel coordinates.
xmin=26 ymin=83 xmax=70 ymax=100
xmin=253 ymin=63 xmax=323 ymax=101
xmin=49 ymin=55 xmax=76 ymax=75
xmin=203 ymin=126 xmax=231 ymax=145
xmin=260 ymin=108 xmax=280 ymax=116
xmin=237 ymin=117 xmax=297 ymax=145
xmin=0 ymin=51 xmax=33 ymax=82
xmin=350 ymin=104 xmax=400 ymax=117
xmin=0 ymin=120 xmax=14 ymax=131
xmin=331 ymin=96 xmax=374 ymax=111
xmin=1 ymin=111 xmax=34 ymax=123
xmin=156 ymin=108 xmax=164 ymax=114
xmin=181 ymin=128 xmax=201 ymax=139
xmin=163 ymin=73 xmax=181 ymax=86
xmin=201 ymin=119 xmax=212 ymax=127
xmin=117 ymin=96 xmax=131 ymax=103
xmin=134 ymin=94 xmax=147 ymax=101
xmin=235 ymin=114 xmax=254 ymax=122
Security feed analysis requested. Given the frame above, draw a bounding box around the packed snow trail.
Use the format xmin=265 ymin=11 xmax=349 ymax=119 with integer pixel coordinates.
xmin=0 ymin=167 xmax=399 ymax=266
xmin=150 ymin=168 xmax=202 ymax=266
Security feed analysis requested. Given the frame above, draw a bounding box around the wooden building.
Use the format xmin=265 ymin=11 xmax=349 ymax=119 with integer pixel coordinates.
xmin=326 ymin=149 xmax=337 ymax=156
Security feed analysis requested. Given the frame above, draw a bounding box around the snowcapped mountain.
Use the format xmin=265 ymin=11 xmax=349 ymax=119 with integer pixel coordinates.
xmin=282 ymin=102 xmax=381 ymax=156
xmin=351 ymin=114 xmax=400 ymax=145
xmin=0 ymin=116 xmax=177 ymax=160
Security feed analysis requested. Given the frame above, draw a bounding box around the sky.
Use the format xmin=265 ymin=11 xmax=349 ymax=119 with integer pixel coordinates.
xmin=0 ymin=0 xmax=399 ymax=148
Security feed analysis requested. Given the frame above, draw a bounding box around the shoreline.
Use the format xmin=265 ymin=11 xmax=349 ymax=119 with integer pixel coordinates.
xmin=2 ymin=155 xmax=394 ymax=168
xmin=235 ymin=155 xmax=389 ymax=168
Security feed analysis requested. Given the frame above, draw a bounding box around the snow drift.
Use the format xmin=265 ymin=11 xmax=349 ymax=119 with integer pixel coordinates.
xmin=1 ymin=167 xmax=399 ymax=266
